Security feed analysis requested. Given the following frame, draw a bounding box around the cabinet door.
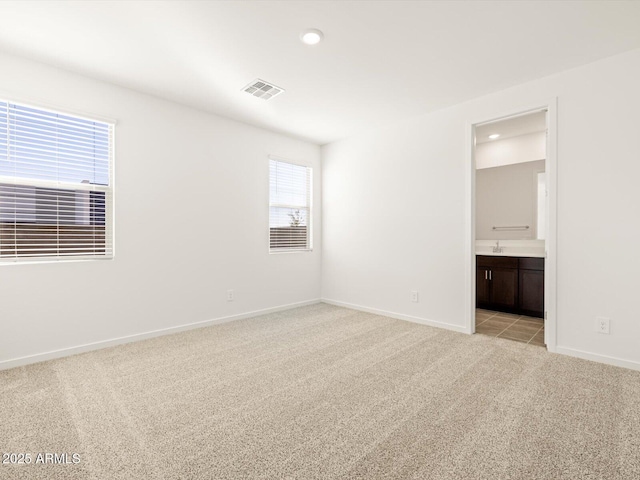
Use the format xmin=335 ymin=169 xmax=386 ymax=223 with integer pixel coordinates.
xmin=519 ymin=269 xmax=544 ymax=317
xmin=476 ymin=267 xmax=491 ymax=306
xmin=490 ymin=267 xmax=518 ymax=310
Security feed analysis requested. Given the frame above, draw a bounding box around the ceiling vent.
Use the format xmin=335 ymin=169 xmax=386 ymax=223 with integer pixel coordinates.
xmin=242 ymin=79 xmax=285 ymax=100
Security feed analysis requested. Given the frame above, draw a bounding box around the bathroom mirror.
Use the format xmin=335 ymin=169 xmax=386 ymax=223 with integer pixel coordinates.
xmin=474 ymin=111 xmax=546 ymax=241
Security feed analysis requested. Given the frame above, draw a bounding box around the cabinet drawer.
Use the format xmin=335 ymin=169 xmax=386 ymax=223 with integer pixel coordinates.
xmin=476 ymin=255 xmax=518 ymax=269
xmin=519 ymin=257 xmax=545 ymax=271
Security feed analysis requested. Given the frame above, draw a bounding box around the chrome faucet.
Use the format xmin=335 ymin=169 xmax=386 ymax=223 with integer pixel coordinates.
xmin=492 ymin=240 xmax=503 ymax=253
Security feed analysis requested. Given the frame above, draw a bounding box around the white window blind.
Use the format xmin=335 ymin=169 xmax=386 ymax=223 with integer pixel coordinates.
xmin=269 ymin=158 xmax=312 ymax=251
xmin=0 ymin=100 xmax=114 ymax=262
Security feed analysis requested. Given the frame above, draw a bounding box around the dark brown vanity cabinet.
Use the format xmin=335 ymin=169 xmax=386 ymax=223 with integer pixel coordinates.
xmin=476 ymin=255 xmax=544 ymax=318
xmin=476 ymin=256 xmax=519 ymax=313
xmin=518 ymin=257 xmax=545 ymax=317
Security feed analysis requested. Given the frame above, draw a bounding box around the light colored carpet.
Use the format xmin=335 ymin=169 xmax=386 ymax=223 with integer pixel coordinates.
xmin=1 ymin=303 xmax=639 ymax=480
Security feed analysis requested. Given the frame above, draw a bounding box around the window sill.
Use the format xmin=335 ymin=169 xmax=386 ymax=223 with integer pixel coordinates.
xmin=0 ymin=256 xmax=114 ymax=266
xmin=269 ymin=248 xmax=313 ymax=255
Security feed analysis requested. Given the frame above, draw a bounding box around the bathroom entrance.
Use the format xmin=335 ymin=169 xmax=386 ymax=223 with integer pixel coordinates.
xmin=466 ymin=104 xmax=557 ymax=350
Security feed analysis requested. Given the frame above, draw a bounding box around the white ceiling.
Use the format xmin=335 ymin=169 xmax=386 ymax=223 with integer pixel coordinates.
xmin=1 ymin=1 xmax=639 ymax=145
xmin=476 ymin=111 xmax=546 ymax=144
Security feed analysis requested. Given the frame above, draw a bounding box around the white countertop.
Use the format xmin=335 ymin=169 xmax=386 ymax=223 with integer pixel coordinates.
xmin=476 ymin=250 xmax=545 ymax=258
xmin=475 ymin=240 xmax=545 ymax=258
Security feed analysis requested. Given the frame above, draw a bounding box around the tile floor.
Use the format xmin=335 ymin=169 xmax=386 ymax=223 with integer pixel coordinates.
xmin=475 ymin=309 xmax=545 ymax=347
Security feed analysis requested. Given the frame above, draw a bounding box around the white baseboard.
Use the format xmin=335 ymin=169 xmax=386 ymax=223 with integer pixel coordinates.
xmin=321 ymin=298 xmax=468 ymax=334
xmin=7 ymin=298 xmax=637 ymax=374
xmin=322 ymin=299 xmax=640 ymax=372
xmin=0 ymin=299 xmax=321 ymax=371
xmin=555 ymin=345 xmax=640 ymax=372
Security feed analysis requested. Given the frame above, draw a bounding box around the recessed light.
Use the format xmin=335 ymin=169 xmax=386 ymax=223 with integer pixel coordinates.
xmin=489 ymin=134 xmax=500 ymax=140
xmin=300 ymin=28 xmax=324 ymax=45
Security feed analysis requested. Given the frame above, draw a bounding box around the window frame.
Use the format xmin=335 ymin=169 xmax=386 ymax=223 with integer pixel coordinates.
xmin=268 ymin=155 xmax=313 ymax=254
xmin=0 ymin=97 xmax=116 ymax=265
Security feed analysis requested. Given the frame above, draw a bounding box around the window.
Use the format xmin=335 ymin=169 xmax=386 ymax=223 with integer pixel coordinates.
xmin=0 ymin=100 xmax=114 ymax=262
xmin=269 ymin=157 xmax=312 ymax=252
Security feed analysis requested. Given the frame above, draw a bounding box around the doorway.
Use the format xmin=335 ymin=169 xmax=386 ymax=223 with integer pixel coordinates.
xmin=465 ymin=101 xmax=557 ymax=351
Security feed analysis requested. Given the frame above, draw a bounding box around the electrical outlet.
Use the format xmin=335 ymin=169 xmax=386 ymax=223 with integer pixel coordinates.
xmin=227 ymin=289 xmax=234 ymax=302
xmin=410 ymin=291 xmax=419 ymax=303
xmin=595 ymin=317 xmax=610 ymax=334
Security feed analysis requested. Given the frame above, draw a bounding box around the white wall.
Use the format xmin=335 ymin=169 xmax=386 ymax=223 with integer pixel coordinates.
xmin=475 ymin=132 xmax=545 ymax=169
xmin=0 ymin=52 xmax=321 ymax=368
xmin=322 ymin=47 xmax=640 ymax=369
xmin=476 ymin=160 xmax=545 ymax=240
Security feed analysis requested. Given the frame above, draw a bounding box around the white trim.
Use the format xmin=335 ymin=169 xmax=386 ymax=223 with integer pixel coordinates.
xmin=269 ymin=248 xmax=313 ymax=254
xmin=464 ymin=121 xmax=475 ymax=335
xmin=544 ymin=100 xmax=558 ymax=352
xmin=321 ymin=299 xmax=468 ymax=334
xmin=267 ymin=154 xmax=312 ymax=169
xmin=0 ymin=299 xmax=321 ymax=371
xmin=110 ymin=121 xmax=117 ymax=260
xmin=0 ymin=90 xmax=117 ymax=126
xmin=464 ymin=99 xmax=558 ymax=350
xmin=0 ymin=256 xmax=114 ymax=266
xmin=555 ymin=346 xmax=640 ymax=372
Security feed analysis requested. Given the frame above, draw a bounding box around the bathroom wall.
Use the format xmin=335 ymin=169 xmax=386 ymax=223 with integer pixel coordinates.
xmin=475 ymin=132 xmax=545 ymax=169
